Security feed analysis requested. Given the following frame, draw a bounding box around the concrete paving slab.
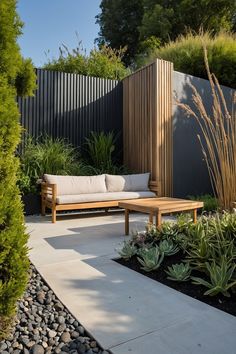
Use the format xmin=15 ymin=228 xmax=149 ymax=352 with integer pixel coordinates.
xmin=26 ymin=213 xmax=236 ymax=354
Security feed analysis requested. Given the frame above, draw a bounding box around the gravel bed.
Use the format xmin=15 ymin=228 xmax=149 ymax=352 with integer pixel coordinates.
xmin=0 ymin=264 xmax=111 ymax=354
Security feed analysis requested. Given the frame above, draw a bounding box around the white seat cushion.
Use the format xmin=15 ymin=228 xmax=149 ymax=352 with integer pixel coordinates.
xmin=47 ymin=191 xmax=156 ymax=204
xmin=105 ymin=173 xmax=150 ymax=192
xmin=44 ymin=174 xmax=107 ymax=195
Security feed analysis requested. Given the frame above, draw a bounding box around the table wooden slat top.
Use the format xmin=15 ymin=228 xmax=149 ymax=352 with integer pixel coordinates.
xmin=118 ymin=197 xmax=204 ymax=235
xmin=118 ymin=197 xmax=204 ymax=213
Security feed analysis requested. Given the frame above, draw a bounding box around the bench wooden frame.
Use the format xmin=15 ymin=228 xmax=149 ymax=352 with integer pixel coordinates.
xmin=41 ymin=180 xmax=160 ymax=223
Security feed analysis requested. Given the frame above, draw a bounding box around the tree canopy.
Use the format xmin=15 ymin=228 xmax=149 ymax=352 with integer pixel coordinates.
xmin=96 ymin=0 xmax=236 ymax=66
xmin=95 ymin=0 xmax=144 ymax=66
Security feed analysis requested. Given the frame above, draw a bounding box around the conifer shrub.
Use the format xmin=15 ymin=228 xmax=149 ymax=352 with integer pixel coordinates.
xmin=0 ymin=0 xmax=36 ymax=339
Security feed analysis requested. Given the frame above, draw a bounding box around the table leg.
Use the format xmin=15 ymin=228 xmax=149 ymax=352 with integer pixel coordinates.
xmin=125 ymin=209 xmax=129 ymax=235
xmin=156 ymin=212 xmax=162 ymax=229
xmin=149 ymin=212 xmax=153 ymax=224
xmin=193 ymin=209 xmax=197 ymax=223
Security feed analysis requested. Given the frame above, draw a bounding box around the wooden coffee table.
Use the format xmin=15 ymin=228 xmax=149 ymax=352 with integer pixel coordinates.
xmin=118 ymin=197 xmax=204 ymax=235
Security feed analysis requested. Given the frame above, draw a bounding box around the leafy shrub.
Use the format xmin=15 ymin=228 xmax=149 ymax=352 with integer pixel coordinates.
xmin=188 ymin=194 xmax=218 ymax=212
xmin=44 ymin=43 xmax=129 ymax=80
xmin=146 ymin=31 xmax=236 ymax=89
xmin=19 ymin=136 xmax=86 ymax=194
xmin=84 ymin=131 xmax=130 ymax=175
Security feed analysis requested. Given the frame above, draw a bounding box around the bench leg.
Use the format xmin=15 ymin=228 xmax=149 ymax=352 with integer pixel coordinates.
xmin=41 ymin=200 xmax=46 ymax=216
xmin=125 ymin=209 xmax=129 ymax=235
xmin=52 ymin=207 xmax=56 ymax=223
xmin=193 ymin=209 xmax=197 ymax=223
xmin=149 ymin=212 xmax=153 ymax=225
xmin=156 ymin=212 xmax=162 ymax=229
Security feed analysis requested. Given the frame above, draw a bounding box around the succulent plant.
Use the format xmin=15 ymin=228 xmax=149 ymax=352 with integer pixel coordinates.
xmin=132 ymin=232 xmax=147 ymax=246
xmin=191 ymin=257 xmax=236 ymax=297
xmin=158 ymin=239 xmax=179 ymax=256
xmin=118 ymin=241 xmax=137 ymax=260
xmin=137 ymin=247 xmax=164 ymax=272
xmin=166 ymin=262 xmax=191 ymax=281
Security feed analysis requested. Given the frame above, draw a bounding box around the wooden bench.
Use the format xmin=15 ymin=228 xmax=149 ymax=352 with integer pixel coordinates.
xmin=41 ymin=180 xmax=159 ymax=223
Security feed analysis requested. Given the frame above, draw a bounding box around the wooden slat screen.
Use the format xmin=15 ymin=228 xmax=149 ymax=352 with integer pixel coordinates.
xmin=123 ymin=59 xmax=173 ymax=196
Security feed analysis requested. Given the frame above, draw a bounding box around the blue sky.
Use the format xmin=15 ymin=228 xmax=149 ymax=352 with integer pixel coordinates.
xmin=17 ymin=0 xmax=101 ymax=68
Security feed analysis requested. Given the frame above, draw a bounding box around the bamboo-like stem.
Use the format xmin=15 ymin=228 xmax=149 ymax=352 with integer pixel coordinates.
xmin=177 ymin=47 xmax=236 ymax=211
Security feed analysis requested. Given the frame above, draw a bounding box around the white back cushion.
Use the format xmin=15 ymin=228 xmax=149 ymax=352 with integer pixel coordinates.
xmin=105 ymin=173 xmax=150 ymax=192
xmin=44 ymin=174 xmax=107 ymax=195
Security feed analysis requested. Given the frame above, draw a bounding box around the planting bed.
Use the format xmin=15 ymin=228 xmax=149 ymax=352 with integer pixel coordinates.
xmin=116 ymin=254 xmax=236 ymax=317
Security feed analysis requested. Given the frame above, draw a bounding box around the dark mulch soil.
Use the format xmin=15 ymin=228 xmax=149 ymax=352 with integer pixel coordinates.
xmin=115 ymin=252 xmax=236 ymax=317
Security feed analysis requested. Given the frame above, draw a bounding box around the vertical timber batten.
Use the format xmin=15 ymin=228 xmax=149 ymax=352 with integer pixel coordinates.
xmin=123 ymin=59 xmax=173 ymax=196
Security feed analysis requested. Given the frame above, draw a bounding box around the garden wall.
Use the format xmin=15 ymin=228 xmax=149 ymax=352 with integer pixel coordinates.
xmin=18 ymin=69 xmax=123 ymax=156
xmin=173 ymin=71 xmax=235 ymax=197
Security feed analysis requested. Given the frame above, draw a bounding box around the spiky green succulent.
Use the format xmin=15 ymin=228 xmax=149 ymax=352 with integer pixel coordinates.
xmin=118 ymin=241 xmax=137 ymax=260
xmin=166 ymin=263 xmax=191 ymax=281
xmin=137 ymin=247 xmax=164 ymax=272
xmin=158 ymin=239 xmax=179 ymax=256
xmin=191 ymin=257 xmax=236 ymax=297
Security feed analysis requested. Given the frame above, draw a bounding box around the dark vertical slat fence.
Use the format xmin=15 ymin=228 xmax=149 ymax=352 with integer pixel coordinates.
xmin=17 ymin=69 xmax=123 ymax=155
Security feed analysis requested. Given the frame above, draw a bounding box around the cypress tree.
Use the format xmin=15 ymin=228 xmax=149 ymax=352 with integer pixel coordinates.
xmin=0 ymin=0 xmax=36 ymax=338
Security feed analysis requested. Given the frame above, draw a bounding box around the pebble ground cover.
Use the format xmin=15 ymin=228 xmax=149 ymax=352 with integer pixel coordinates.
xmin=0 ymin=265 xmax=110 ymax=354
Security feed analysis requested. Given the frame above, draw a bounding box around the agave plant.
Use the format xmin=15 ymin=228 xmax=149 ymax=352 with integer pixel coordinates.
xmin=191 ymin=257 xmax=236 ymax=297
xmin=118 ymin=241 xmax=137 ymax=260
xmin=137 ymin=247 xmax=164 ymax=272
xmin=158 ymin=239 xmax=179 ymax=256
xmin=174 ymin=233 xmax=189 ymax=251
xmin=186 ymin=223 xmax=214 ymax=268
xmin=161 ymin=222 xmax=179 ymax=238
xmin=166 ymin=263 xmax=191 ymax=282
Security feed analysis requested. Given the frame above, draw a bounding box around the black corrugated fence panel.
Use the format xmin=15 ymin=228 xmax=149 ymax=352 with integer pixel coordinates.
xmin=17 ymin=69 xmax=123 ymax=158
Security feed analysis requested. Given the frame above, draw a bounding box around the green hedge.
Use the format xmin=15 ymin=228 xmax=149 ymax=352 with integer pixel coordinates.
xmin=147 ymin=32 xmax=236 ymax=89
xmin=0 ymin=0 xmax=35 ymax=339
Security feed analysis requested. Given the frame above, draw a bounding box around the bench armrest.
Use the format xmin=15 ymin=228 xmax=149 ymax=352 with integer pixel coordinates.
xmin=149 ymin=180 xmax=161 ymax=196
xmin=41 ymin=181 xmax=57 ymax=204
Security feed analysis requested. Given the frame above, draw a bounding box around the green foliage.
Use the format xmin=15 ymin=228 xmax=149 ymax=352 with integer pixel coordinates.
xmin=166 ymin=263 xmax=191 ymax=282
xmin=118 ymin=241 xmax=137 ymax=260
xmin=137 ymin=247 xmax=164 ymax=272
xmin=15 ymin=58 xmax=37 ymax=97
xmin=146 ymin=31 xmax=236 ymax=89
xmin=84 ymin=131 xmax=129 ymax=175
xmin=118 ymin=211 xmax=236 ymax=298
xmin=192 ymin=258 xmax=236 ymax=297
xmin=188 ymin=194 xmax=218 ymax=212
xmin=0 ymin=0 xmax=35 ymax=333
xmin=140 ymin=0 xmax=235 ymax=46
xmin=0 ymin=75 xmax=29 ymax=320
xmin=96 ymin=0 xmax=144 ymax=66
xmin=44 ymin=43 xmax=129 ymax=80
xmin=96 ymin=0 xmax=236 ymax=66
xmin=0 ymin=1 xmax=36 ymax=96
xmin=159 ymin=239 xmax=179 ymax=256
xmin=18 ymin=136 xmax=86 ymax=194
xmin=85 ymin=131 xmax=115 ymax=171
